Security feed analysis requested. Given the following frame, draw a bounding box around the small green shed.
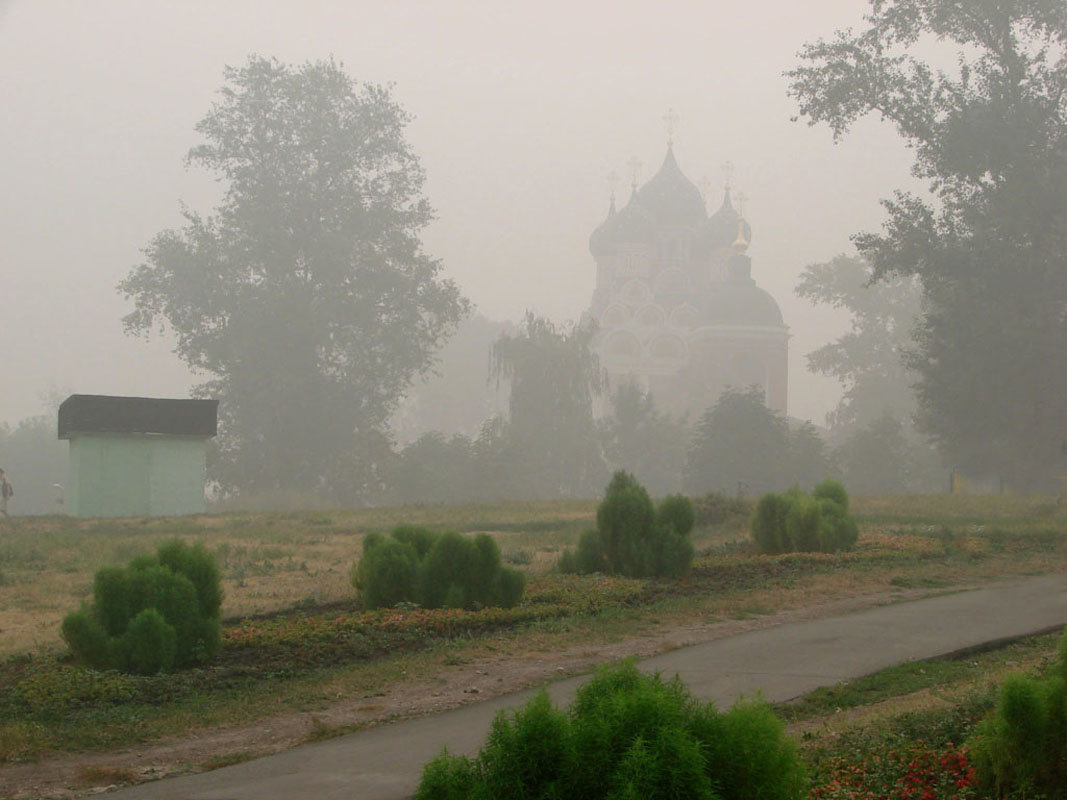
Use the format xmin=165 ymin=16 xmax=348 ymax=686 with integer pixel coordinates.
xmin=58 ymin=395 xmax=218 ymax=518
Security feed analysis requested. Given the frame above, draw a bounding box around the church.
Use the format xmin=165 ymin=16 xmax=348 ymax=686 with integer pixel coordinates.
xmin=586 ymin=144 xmax=788 ymax=418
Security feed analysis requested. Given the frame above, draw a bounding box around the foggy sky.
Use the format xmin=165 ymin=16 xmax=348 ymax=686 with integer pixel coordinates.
xmin=0 ymin=0 xmax=921 ymax=427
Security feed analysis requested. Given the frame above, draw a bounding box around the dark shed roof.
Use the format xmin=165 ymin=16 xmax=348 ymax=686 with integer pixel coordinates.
xmin=58 ymin=395 xmax=218 ymax=439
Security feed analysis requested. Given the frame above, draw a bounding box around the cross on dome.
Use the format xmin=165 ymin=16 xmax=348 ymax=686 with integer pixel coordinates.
xmin=663 ymin=108 xmax=680 ymax=146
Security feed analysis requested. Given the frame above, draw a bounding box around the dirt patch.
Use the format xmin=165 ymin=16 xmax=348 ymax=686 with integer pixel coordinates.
xmin=0 ymin=585 xmax=935 ymax=799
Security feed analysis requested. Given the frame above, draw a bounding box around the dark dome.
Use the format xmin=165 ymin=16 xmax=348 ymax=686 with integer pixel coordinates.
xmin=705 ymin=281 xmax=784 ymax=327
xmin=694 ymin=189 xmax=751 ymax=257
xmin=589 ymin=192 xmax=657 ymax=257
xmin=634 ymin=147 xmax=706 ymax=227
xmin=589 ymin=198 xmax=617 ymax=258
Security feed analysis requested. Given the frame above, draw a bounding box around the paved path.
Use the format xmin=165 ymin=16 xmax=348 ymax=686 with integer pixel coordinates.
xmin=112 ymin=573 xmax=1067 ymax=800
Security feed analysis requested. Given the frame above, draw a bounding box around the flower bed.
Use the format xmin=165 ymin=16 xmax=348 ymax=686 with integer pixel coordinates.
xmin=812 ymin=744 xmax=977 ymax=800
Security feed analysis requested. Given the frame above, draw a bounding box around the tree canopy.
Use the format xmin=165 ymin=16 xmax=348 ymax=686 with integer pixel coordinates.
xmin=790 ymin=0 xmax=1067 ymax=490
xmin=490 ymin=313 xmax=606 ymax=497
xmin=120 ymin=56 xmax=468 ymax=502
xmin=796 ymin=254 xmax=923 ymax=433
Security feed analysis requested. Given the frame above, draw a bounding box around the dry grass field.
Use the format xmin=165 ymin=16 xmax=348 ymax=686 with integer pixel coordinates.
xmin=0 ymin=493 xmax=1062 ymax=657
xmin=1 ymin=492 xmax=1066 ymax=797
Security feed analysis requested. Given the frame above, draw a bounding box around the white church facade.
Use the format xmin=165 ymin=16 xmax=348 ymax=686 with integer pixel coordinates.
xmin=586 ymin=145 xmax=788 ymax=417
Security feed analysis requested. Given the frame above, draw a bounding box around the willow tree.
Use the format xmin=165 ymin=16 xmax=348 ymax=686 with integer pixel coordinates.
xmin=120 ymin=57 xmax=468 ymax=502
xmin=490 ymin=313 xmax=606 ymax=497
xmin=790 ymin=0 xmax=1067 ymax=490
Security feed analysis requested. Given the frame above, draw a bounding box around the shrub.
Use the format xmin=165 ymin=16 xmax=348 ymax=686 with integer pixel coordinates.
xmin=351 ymin=525 xmax=525 ymax=610
xmin=414 ymin=750 xmax=479 ymax=800
xmin=970 ymin=630 xmax=1067 ymax=798
xmin=813 ymin=477 xmax=849 ymax=511
xmin=352 ymin=538 xmax=419 ymax=610
xmin=816 ymin=497 xmax=859 ymax=552
xmin=752 ymin=493 xmax=791 ymax=554
xmin=414 ymin=660 xmax=805 ymax=800
xmin=597 ymin=471 xmax=656 ymax=572
xmin=696 ymin=698 xmax=807 ymax=800
xmin=751 ymin=481 xmax=858 ymax=555
xmin=559 ymin=472 xmax=694 ymax=578
xmin=60 ymin=539 xmax=222 ymax=674
xmin=784 ymin=492 xmax=822 ymax=553
xmin=157 ymin=539 xmax=223 ymax=618
xmin=116 ymin=608 xmax=177 ymax=675
xmin=656 ymin=494 xmax=695 ymax=536
xmin=493 ymin=568 xmax=526 ymax=608
xmin=391 ymin=524 xmax=439 ymax=559
xmin=60 ymin=609 xmax=110 ymax=668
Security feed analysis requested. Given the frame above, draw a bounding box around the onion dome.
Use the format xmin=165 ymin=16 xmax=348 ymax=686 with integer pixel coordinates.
xmin=706 ymin=284 xmax=785 ymax=327
xmin=588 ymin=190 xmax=657 ymax=258
xmin=634 ymin=146 xmax=706 ymax=227
xmin=705 ymin=255 xmax=784 ymax=327
xmin=588 ymin=197 xmax=617 ymax=258
xmin=693 ymin=188 xmax=752 ymax=258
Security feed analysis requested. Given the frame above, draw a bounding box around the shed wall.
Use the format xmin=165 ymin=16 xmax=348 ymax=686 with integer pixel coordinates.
xmin=67 ymin=435 xmax=207 ymax=517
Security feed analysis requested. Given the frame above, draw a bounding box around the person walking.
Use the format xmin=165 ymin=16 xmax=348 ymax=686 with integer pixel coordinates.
xmin=0 ymin=468 xmax=12 ymax=517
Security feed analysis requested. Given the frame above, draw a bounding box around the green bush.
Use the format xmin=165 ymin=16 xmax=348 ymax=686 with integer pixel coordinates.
xmin=813 ymin=477 xmax=849 ymax=511
xmin=696 ymin=699 xmax=807 ymax=800
xmin=784 ymin=492 xmax=822 ymax=553
xmin=656 ymin=494 xmax=695 ymax=536
xmin=352 ymin=525 xmax=525 ymax=610
xmin=493 ymin=567 xmax=526 ymax=609
xmin=752 ymin=493 xmax=791 ymax=554
xmin=116 ymin=608 xmax=177 ymax=675
xmin=60 ymin=609 xmax=110 ymax=668
xmin=157 ymin=539 xmax=223 ymax=618
xmin=391 ymin=524 xmax=440 ymax=559
xmin=970 ymin=628 xmax=1067 ymax=798
xmin=816 ymin=497 xmax=859 ymax=552
xmin=414 ymin=660 xmax=805 ymax=800
xmin=751 ymin=481 xmax=858 ymax=555
xmin=574 ymin=528 xmax=608 ymax=573
xmin=352 ymin=538 xmax=418 ymax=610
xmin=60 ymin=539 xmax=222 ymax=674
xmin=558 ymin=472 xmax=694 ymax=578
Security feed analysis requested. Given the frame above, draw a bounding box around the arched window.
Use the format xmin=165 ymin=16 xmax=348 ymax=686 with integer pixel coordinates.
xmin=649 ymin=335 xmax=687 ymax=361
xmin=635 ymin=304 xmax=665 ymax=327
xmin=669 ymin=304 xmax=699 ymax=328
xmin=600 ymin=304 xmax=629 ymax=327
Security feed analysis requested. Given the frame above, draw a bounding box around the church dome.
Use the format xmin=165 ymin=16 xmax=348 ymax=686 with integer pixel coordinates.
xmin=589 ymin=198 xmax=617 ymax=258
xmin=694 ymin=189 xmax=751 ymax=258
xmin=705 ymin=281 xmax=784 ymax=327
xmin=588 ymin=191 xmax=657 ymax=258
xmin=634 ymin=147 xmax=706 ymax=227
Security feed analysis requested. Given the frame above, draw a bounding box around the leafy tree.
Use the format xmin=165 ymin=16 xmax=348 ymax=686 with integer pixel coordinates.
xmin=787 ymin=421 xmax=835 ymax=488
xmin=685 ymin=387 xmax=791 ymax=495
xmin=790 ymin=1 xmax=1067 ymax=490
xmin=601 ymin=379 xmax=689 ymax=497
xmin=835 ymin=414 xmax=943 ymax=494
xmin=796 ymin=254 xmax=922 ymax=433
xmin=490 ymin=313 xmax=606 ymax=498
xmin=119 ymin=56 xmax=468 ymax=502
xmin=388 ymin=432 xmax=475 ymax=505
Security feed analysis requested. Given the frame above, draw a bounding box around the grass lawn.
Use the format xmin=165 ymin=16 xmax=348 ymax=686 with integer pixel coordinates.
xmin=1 ymin=493 xmax=1066 ymax=768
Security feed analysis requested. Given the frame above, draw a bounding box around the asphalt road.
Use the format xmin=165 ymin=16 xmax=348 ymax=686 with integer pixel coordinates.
xmin=110 ymin=572 xmax=1067 ymax=800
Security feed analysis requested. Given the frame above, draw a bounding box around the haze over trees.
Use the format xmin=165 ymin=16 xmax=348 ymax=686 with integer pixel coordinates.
xmin=119 ymin=56 xmax=468 ymax=503
xmin=790 ymin=0 xmax=1067 ymax=490
xmin=796 ymin=254 xmax=941 ymax=493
